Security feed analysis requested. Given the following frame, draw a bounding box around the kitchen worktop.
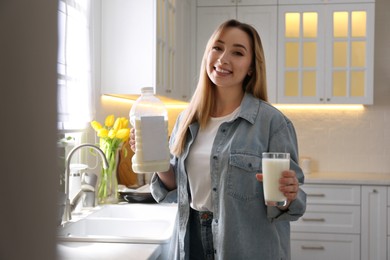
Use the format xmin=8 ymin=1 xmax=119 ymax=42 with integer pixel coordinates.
xmin=304 ymin=172 xmax=390 ymax=185
xmin=57 ymin=242 xmax=161 ymax=260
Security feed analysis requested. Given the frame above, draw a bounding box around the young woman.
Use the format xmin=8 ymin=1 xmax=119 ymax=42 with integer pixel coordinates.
xmin=130 ymin=19 xmax=306 ymax=260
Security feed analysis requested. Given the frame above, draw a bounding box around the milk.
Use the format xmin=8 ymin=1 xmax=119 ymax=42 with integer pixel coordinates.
xmin=129 ymin=87 xmax=170 ymax=174
xmin=131 ymin=117 xmax=170 ymax=173
xmin=262 ymin=157 xmax=290 ymax=206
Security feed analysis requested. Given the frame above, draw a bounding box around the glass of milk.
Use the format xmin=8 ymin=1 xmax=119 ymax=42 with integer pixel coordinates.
xmin=262 ymin=152 xmax=290 ymax=207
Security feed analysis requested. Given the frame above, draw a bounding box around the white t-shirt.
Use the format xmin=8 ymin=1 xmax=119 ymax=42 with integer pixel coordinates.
xmin=186 ymin=107 xmax=240 ymax=212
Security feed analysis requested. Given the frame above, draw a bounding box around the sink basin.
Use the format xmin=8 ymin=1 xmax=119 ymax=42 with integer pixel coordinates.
xmin=86 ymin=203 xmax=177 ymax=220
xmin=57 ymin=203 xmax=177 ymax=244
xmin=58 ymin=218 xmax=173 ymax=243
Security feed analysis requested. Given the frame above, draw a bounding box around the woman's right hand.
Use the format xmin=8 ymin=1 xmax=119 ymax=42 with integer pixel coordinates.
xmin=129 ymin=128 xmax=136 ymax=152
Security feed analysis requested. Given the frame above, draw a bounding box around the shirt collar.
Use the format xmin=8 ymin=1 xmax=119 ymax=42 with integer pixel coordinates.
xmin=237 ymin=92 xmax=262 ymax=125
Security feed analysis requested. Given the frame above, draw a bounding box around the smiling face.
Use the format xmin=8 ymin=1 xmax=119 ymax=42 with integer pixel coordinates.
xmin=206 ymin=27 xmax=253 ymax=91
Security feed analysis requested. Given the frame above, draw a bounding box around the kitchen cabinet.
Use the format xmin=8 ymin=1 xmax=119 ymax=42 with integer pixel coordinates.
xmin=291 ymin=184 xmax=361 ymax=260
xmin=100 ymin=0 xmax=190 ymax=101
xmin=388 ymin=187 xmax=390 ymax=260
xmin=277 ymin=1 xmax=375 ymax=104
xmin=174 ymin=0 xmax=192 ymax=101
xmin=291 ymin=173 xmax=390 ymax=260
xmin=361 ymin=186 xmax=387 ymax=260
xmin=195 ymin=0 xmax=278 ymax=102
xmin=197 ymin=0 xmax=277 ymax=6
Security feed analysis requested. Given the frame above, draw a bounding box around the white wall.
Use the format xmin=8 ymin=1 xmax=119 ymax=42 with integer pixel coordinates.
xmin=0 ymin=1 xmax=58 ymax=259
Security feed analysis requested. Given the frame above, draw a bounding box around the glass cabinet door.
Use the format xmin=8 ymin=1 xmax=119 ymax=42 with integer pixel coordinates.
xmin=278 ymin=3 xmax=374 ymax=104
xmin=325 ymin=4 xmax=374 ymax=104
xmin=278 ymin=6 xmax=325 ymax=104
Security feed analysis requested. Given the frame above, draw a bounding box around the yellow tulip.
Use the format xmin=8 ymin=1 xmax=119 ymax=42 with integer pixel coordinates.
xmin=91 ymin=121 xmax=102 ymax=132
xmin=97 ymin=128 xmax=108 ymax=138
xmin=113 ymin=118 xmax=122 ymax=131
xmin=108 ymin=129 xmax=116 ymax=139
xmin=116 ymin=128 xmax=130 ymax=140
xmin=120 ymin=117 xmax=129 ymax=129
xmin=104 ymin=114 xmax=115 ymax=128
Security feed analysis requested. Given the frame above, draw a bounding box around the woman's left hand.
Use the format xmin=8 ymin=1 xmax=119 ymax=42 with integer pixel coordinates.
xmin=256 ymin=170 xmax=299 ymax=204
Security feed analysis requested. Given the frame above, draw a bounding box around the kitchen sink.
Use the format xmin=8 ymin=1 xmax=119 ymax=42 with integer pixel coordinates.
xmin=85 ymin=203 xmax=177 ymax=220
xmin=57 ymin=218 xmax=173 ymax=243
xmin=57 ymin=203 xmax=177 ymax=244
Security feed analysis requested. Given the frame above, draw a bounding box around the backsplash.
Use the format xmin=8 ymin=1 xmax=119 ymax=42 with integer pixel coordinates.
xmin=281 ymin=105 xmax=390 ymax=173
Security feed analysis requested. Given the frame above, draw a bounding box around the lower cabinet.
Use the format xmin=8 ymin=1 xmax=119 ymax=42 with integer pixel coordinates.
xmin=291 ymin=183 xmax=388 ymax=260
xmin=361 ymin=186 xmax=387 ymax=260
xmin=291 ymin=233 xmax=360 ymax=260
xmin=388 ymin=187 xmax=390 ymax=260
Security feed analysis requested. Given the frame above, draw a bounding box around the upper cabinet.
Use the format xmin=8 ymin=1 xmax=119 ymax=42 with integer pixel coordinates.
xmin=277 ymin=0 xmax=375 ymax=104
xmin=195 ymin=0 xmax=278 ymax=102
xmin=99 ymin=0 xmax=375 ymax=104
xmin=101 ymin=0 xmax=156 ymax=95
xmin=100 ymin=0 xmax=191 ymax=101
xmin=197 ymin=0 xmax=277 ymax=6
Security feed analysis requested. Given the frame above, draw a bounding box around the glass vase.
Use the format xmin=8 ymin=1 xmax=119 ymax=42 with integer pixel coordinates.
xmin=97 ymin=144 xmax=119 ymax=204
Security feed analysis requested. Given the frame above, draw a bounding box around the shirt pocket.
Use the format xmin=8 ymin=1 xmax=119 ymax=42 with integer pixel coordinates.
xmin=227 ymin=153 xmax=263 ymax=201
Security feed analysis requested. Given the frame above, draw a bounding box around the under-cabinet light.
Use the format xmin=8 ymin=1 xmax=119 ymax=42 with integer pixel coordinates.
xmin=101 ymin=94 xmax=189 ymax=109
xmin=273 ymin=104 xmax=365 ymax=110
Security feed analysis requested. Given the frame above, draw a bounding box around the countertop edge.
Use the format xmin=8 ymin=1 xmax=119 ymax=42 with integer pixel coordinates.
xmin=303 ymin=172 xmax=390 ymax=185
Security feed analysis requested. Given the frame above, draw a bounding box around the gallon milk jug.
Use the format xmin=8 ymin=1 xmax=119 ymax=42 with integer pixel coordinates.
xmin=129 ymin=87 xmax=170 ymax=173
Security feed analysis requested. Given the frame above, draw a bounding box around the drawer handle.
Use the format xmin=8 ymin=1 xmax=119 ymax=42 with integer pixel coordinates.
xmin=301 ymin=245 xmax=325 ymax=250
xmin=302 ymin=218 xmax=325 ymax=222
xmin=307 ymin=193 xmax=325 ymax=197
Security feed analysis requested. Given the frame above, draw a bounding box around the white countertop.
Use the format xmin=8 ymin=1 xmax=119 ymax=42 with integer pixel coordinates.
xmin=57 ymin=242 xmax=161 ymax=260
xmin=304 ymin=172 xmax=390 ymax=185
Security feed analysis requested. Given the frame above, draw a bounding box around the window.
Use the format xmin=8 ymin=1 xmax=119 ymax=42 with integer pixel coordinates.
xmin=57 ymin=0 xmax=94 ymax=188
xmin=57 ymin=0 xmax=94 ymax=131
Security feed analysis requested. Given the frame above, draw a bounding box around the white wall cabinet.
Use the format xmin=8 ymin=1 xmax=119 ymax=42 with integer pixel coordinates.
xmin=100 ymin=0 xmax=190 ymax=101
xmin=194 ymin=0 xmax=278 ymax=102
xmin=101 ymin=0 xmax=156 ymax=95
xmin=197 ymin=0 xmax=276 ymax=6
xmin=193 ymin=0 xmax=375 ymax=105
xmin=291 ymin=183 xmax=388 ymax=260
xmin=277 ymin=1 xmax=375 ymax=104
xmin=174 ymin=0 xmax=192 ymax=101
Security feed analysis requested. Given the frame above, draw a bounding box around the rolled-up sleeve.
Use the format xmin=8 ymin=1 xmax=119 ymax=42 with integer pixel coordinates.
xmin=150 ymin=172 xmax=177 ymax=203
xmin=267 ymin=188 xmax=306 ymax=221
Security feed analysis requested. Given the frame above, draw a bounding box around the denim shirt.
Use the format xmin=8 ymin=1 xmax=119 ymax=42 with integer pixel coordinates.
xmin=150 ymin=93 xmax=307 ymax=260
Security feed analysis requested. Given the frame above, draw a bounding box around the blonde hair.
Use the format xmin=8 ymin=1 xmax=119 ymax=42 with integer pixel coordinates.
xmin=171 ymin=19 xmax=268 ymax=156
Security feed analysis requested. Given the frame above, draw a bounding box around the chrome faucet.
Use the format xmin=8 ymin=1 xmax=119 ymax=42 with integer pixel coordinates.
xmin=62 ymin=144 xmax=109 ymax=223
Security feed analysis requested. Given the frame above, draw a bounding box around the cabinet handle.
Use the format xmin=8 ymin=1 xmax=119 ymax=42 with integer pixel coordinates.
xmin=326 ymin=98 xmax=331 ymax=102
xmin=307 ymin=193 xmax=325 ymax=197
xmin=373 ymin=189 xmax=378 ymax=193
xmin=301 ymin=245 xmax=325 ymax=250
xmin=302 ymin=217 xmax=325 ymax=222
